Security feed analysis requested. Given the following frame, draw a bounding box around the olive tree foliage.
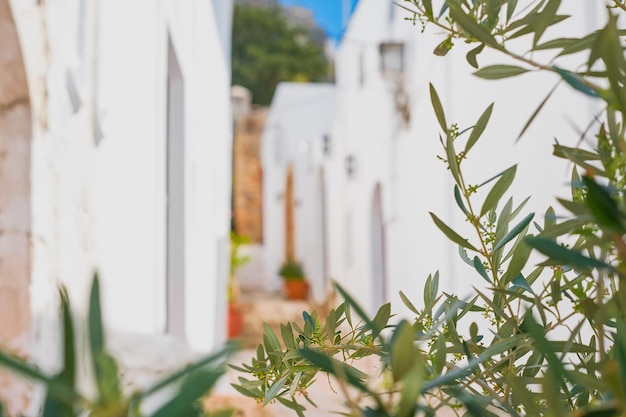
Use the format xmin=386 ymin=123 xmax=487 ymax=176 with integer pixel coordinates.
xmin=232 ymin=1 xmax=626 ymax=416
xmin=0 ymin=276 xmax=235 ymax=417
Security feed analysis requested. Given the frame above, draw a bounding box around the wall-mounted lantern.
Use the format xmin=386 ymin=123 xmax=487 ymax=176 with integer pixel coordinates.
xmin=379 ymin=42 xmax=404 ymax=80
xmin=379 ymin=42 xmax=410 ymax=126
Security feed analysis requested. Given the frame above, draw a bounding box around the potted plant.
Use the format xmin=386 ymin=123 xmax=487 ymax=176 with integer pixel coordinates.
xmin=278 ymin=259 xmax=308 ymax=300
xmin=228 ymin=231 xmax=250 ymax=338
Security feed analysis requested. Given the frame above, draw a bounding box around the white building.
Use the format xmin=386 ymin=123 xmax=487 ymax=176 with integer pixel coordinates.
xmin=0 ymin=0 xmax=233 ymax=375
xmin=262 ymin=1 xmax=605 ymax=316
xmin=261 ymin=83 xmax=336 ymax=302
xmin=326 ymin=0 xmax=605 ymax=315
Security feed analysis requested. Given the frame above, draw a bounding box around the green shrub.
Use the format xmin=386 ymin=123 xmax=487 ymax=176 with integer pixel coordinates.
xmin=278 ymin=260 xmax=306 ymax=281
xmin=232 ymin=1 xmax=626 ymax=416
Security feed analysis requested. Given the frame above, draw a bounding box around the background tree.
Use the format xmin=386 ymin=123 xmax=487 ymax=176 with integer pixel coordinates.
xmin=231 ymin=4 xmax=329 ymax=106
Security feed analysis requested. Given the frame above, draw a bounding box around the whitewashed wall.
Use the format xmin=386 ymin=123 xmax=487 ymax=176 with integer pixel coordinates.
xmin=326 ymin=0 xmax=606 ymax=316
xmin=9 ymin=0 xmax=233 ymax=365
xmin=262 ymin=83 xmax=336 ymax=302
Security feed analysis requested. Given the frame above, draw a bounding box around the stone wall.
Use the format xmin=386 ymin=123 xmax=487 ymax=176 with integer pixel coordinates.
xmin=0 ymin=0 xmax=32 ymax=347
xmin=233 ymin=109 xmax=265 ymax=243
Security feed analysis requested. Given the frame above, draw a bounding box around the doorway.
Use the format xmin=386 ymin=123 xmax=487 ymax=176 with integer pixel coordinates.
xmin=166 ymin=35 xmax=186 ymax=341
xmin=284 ymin=164 xmax=295 ymax=261
xmin=371 ymin=184 xmax=387 ymax=313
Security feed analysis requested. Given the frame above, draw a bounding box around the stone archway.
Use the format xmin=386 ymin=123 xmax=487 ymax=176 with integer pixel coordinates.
xmin=0 ymin=0 xmax=32 ymax=346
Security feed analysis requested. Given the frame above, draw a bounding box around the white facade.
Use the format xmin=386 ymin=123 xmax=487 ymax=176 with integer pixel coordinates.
xmin=3 ymin=0 xmax=233 ymax=363
xmin=262 ymin=83 xmax=336 ymax=302
xmin=258 ymin=1 xmax=605 ymax=317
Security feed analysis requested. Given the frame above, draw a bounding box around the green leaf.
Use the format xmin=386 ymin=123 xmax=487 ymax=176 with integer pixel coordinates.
xmin=88 ymin=275 xmax=105 ymax=360
xmin=448 ymin=3 xmax=504 ymax=51
xmin=423 ymin=272 xmax=440 ymax=311
xmin=446 ymin=134 xmax=462 ymax=187
xmin=473 ymin=256 xmax=492 ymax=283
xmin=493 ymin=198 xmax=513 ymax=270
xmin=509 ymin=0 xmax=567 ymax=47
xmin=433 ymin=333 xmax=446 ymax=375
xmin=534 ymin=36 xmax=578 ymax=51
xmin=615 ymin=323 xmax=626 ymax=402
xmin=465 ymin=43 xmax=485 ymax=69
xmin=481 ymin=165 xmax=517 ymax=216
xmin=430 ymin=83 xmax=447 ymax=132
xmin=474 ymin=65 xmax=530 ymax=80
xmin=151 ymin=370 xmax=223 ymax=417
xmin=501 ymin=238 xmax=532 ymax=286
xmin=430 ymin=212 xmax=479 ymax=251
xmin=371 ymin=303 xmax=391 ymax=339
xmin=422 ymin=0 xmax=434 ymax=19
xmin=281 ymin=323 xmax=296 ymax=349
xmin=263 ymin=323 xmax=282 ymax=352
xmin=44 ymin=288 xmax=78 ymax=417
xmin=454 ymin=185 xmax=470 ymax=216
xmin=298 ymin=348 xmax=371 ymax=394
xmin=582 ymin=175 xmax=625 ymax=233
xmin=493 ymin=213 xmax=534 ymax=251
xmin=510 ymin=274 xmax=534 ymax=294
xmin=399 ymin=291 xmax=420 ymax=315
xmin=422 ymin=335 xmax=525 ymax=392
xmin=542 ymin=218 xmax=590 ymax=238
xmin=263 ymin=374 xmax=289 ymax=406
xmin=276 ymin=397 xmax=306 ymax=417
xmin=465 ymin=102 xmax=494 ymax=154
xmin=553 ymin=67 xmax=600 ymax=98
xmin=446 ymin=387 xmax=501 ymax=417
xmin=397 ymin=365 xmax=423 ymax=417
xmin=520 ymin=314 xmax=569 ymax=399
xmin=553 ymin=144 xmax=601 ymax=163
xmin=506 ymin=0 xmax=518 ymax=22
xmin=0 ymin=351 xmax=51 ymax=384
xmin=459 ymin=247 xmax=474 ymax=267
xmin=598 ymin=13 xmax=626 ymax=112
xmin=477 ymin=167 xmax=512 ymax=189
xmin=517 ymin=82 xmax=559 ymax=141
xmin=485 ymin=0 xmax=500 ymax=30
xmin=525 ymin=236 xmax=610 ymax=270
xmin=288 ymin=372 xmax=302 ymax=398
xmin=87 ymin=275 xmax=123 ymax=405
xmin=544 ymin=206 xmax=556 ymax=231
xmin=334 ymin=283 xmax=379 ymax=340
xmin=511 ymin=196 xmax=531 ymax=222
xmin=141 ymin=346 xmax=234 ymax=399
xmin=390 ymin=321 xmax=418 ymax=382
xmin=59 ymin=288 xmax=76 ymax=390
xmin=230 ymin=383 xmax=260 ymax=399
xmin=433 ymin=37 xmax=453 ymax=56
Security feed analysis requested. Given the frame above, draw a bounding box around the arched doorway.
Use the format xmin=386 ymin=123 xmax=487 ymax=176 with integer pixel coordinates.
xmin=0 ymin=0 xmax=33 ymax=345
xmin=371 ymin=184 xmax=387 ymax=313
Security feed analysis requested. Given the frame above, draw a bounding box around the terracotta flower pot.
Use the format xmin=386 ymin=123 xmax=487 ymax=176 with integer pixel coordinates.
xmin=228 ymin=303 xmax=244 ymax=339
xmin=283 ymin=280 xmax=309 ymax=300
